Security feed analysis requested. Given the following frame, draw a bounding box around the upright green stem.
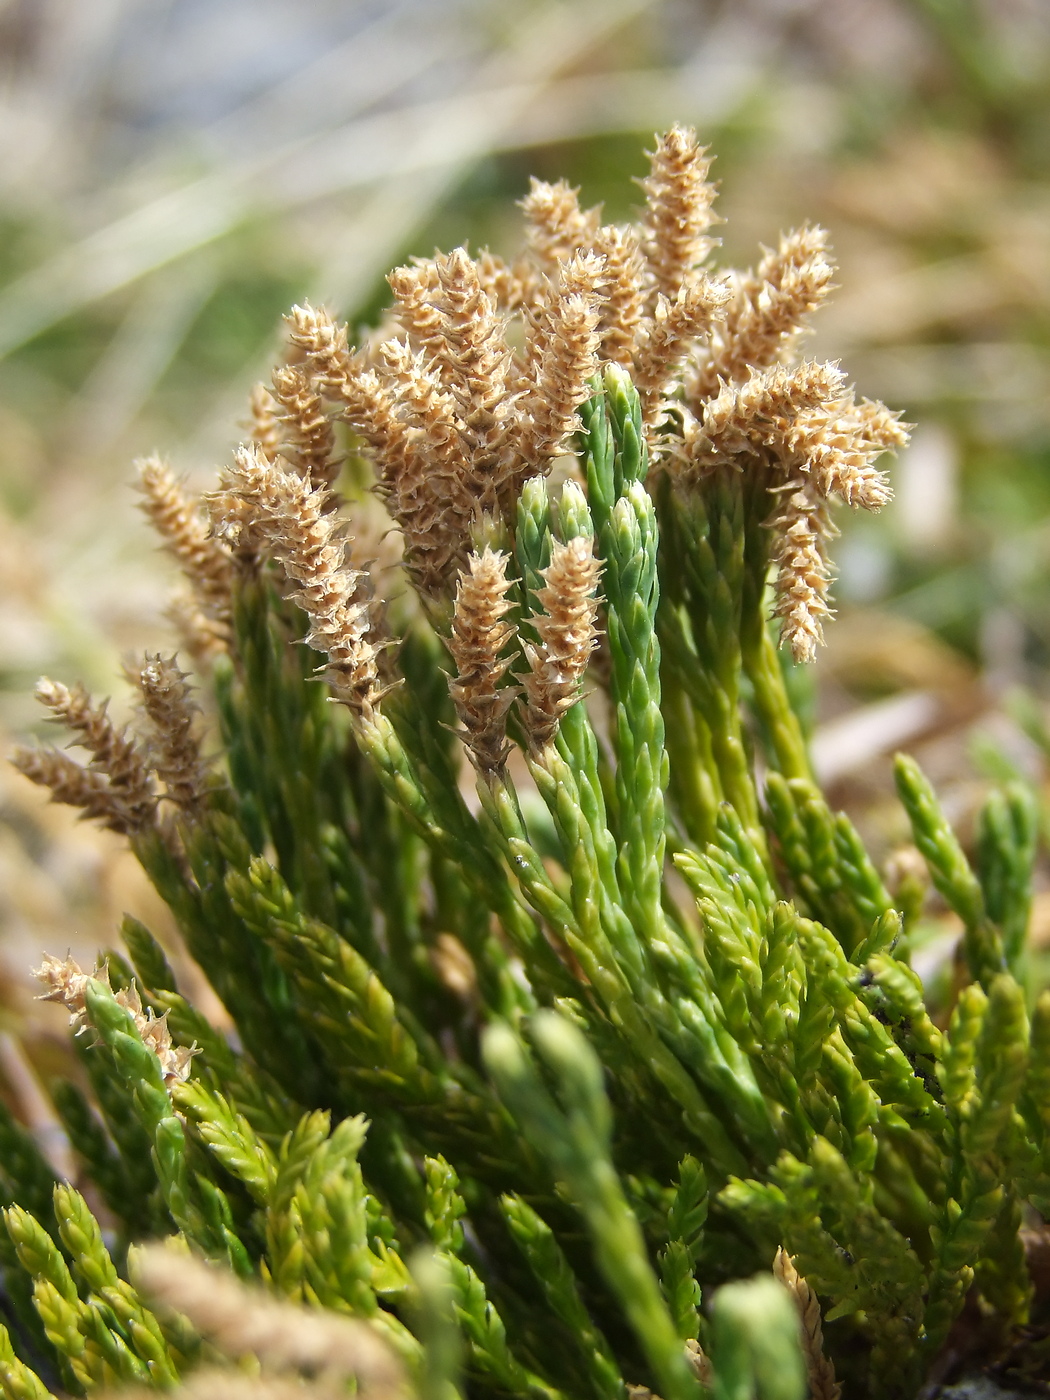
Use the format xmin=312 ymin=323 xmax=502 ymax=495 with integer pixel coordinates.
xmin=741 ymin=623 xmax=812 ymax=782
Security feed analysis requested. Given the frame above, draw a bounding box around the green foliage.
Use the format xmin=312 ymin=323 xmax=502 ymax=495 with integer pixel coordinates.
xmin=708 ymin=1276 xmax=805 ymax=1400
xmin=5 ymin=368 xmax=1050 ymax=1400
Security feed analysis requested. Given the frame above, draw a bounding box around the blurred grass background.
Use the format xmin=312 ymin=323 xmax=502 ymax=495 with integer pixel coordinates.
xmin=1 ymin=0 xmax=1050 ymax=1085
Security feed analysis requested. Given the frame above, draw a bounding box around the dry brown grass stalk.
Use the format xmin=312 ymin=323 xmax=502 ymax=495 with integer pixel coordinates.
xmin=111 ymin=1371 xmax=333 ymax=1400
xmin=773 ymin=1247 xmax=842 ymax=1400
xmin=132 ymin=1246 xmax=407 ymax=1400
xmin=684 ymin=1338 xmax=712 ymax=1387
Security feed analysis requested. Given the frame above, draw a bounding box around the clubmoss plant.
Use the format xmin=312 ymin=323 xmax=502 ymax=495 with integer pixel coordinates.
xmin=7 ymin=127 xmax=1048 ymax=1400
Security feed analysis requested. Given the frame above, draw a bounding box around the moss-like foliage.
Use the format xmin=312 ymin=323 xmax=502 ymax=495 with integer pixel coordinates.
xmin=7 ymin=130 xmax=1048 ymax=1400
